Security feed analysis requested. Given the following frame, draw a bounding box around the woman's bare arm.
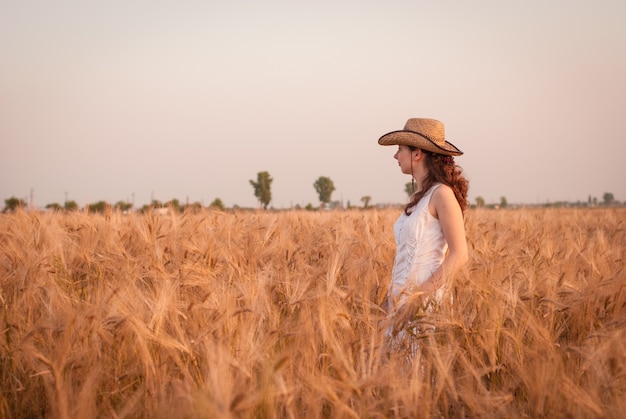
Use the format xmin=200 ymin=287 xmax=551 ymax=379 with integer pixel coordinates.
xmin=418 ymin=184 xmax=468 ymax=297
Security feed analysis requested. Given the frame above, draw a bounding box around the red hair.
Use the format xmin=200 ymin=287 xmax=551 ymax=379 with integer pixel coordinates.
xmin=404 ymin=148 xmax=469 ymax=216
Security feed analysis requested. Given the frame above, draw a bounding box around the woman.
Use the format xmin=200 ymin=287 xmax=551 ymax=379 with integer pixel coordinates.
xmin=378 ymin=118 xmax=469 ymax=333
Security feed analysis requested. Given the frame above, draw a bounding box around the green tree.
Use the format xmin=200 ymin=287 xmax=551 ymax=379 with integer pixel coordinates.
xmin=475 ymin=196 xmax=485 ymax=208
xmin=603 ymin=192 xmax=615 ymax=206
xmin=46 ymin=202 xmax=63 ymax=211
xmin=250 ymin=171 xmax=273 ymax=209
xmin=114 ymin=201 xmax=133 ymax=212
xmin=209 ymin=198 xmax=225 ymax=211
xmin=314 ymin=176 xmax=335 ymax=207
xmin=361 ymin=196 xmax=372 ymax=209
xmin=166 ymin=199 xmax=181 ymax=212
xmin=405 ymin=182 xmax=414 ymax=197
xmin=64 ymin=200 xmax=78 ymax=211
xmin=3 ymin=196 xmax=27 ymax=213
xmin=500 ymin=196 xmax=508 ymax=208
xmin=88 ymin=200 xmax=109 ymax=213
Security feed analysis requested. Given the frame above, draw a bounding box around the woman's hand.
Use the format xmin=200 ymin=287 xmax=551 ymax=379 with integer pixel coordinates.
xmin=390 ymin=291 xmax=427 ymax=333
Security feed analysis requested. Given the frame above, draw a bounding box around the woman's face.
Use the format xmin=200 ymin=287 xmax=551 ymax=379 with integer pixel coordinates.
xmin=394 ymin=145 xmax=415 ymax=175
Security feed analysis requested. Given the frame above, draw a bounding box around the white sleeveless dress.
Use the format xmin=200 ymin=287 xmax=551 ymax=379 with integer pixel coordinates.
xmin=389 ymin=183 xmax=447 ymax=308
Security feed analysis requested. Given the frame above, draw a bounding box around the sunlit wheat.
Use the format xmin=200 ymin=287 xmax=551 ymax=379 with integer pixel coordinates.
xmin=0 ymin=207 xmax=624 ymax=418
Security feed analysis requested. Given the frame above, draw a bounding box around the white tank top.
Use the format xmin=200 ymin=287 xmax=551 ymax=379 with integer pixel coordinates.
xmin=390 ymin=183 xmax=447 ymax=299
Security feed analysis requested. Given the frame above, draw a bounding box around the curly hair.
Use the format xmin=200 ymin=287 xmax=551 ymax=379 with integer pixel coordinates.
xmin=404 ymin=147 xmax=469 ymax=216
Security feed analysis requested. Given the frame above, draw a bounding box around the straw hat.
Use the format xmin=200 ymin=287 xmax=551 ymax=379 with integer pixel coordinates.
xmin=378 ymin=118 xmax=463 ymax=156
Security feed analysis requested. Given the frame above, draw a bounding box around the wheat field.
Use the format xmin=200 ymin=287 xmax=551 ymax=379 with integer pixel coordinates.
xmin=0 ymin=207 xmax=624 ymax=418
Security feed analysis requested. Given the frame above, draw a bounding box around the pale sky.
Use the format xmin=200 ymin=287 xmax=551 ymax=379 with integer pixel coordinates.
xmin=2 ymin=0 xmax=625 ymax=209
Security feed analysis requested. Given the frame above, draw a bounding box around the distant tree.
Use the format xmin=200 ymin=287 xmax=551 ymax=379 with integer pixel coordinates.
xmin=88 ymin=201 xmax=109 ymax=213
xmin=250 ymin=171 xmax=273 ymax=209
xmin=141 ymin=200 xmax=167 ymax=213
xmin=114 ymin=201 xmax=133 ymax=212
xmin=314 ymin=176 xmax=335 ymax=208
xmin=603 ymin=192 xmax=615 ymax=206
xmin=64 ymin=200 xmax=79 ymax=211
xmin=405 ymin=182 xmax=414 ymax=197
xmin=166 ymin=199 xmax=181 ymax=212
xmin=475 ymin=196 xmax=485 ymax=208
xmin=305 ymin=203 xmax=315 ymax=211
xmin=46 ymin=202 xmax=63 ymax=211
xmin=3 ymin=197 xmax=27 ymax=213
xmin=184 ymin=202 xmax=204 ymax=213
xmin=209 ymin=198 xmax=225 ymax=211
xmin=361 ymin=196 xmax=372 ymax=209
xmin=500 ymin=196 xmax=508 ymax=208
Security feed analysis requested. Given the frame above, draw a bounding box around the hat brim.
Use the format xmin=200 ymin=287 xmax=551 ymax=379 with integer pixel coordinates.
xmin=378 ymin=130 xmax=463 ymax=156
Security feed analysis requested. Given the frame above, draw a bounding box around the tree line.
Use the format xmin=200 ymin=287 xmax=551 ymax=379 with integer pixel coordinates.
xmin=472 ymin=192 xmax=617 ymax=209
xmin=2 ymin=176 xmax=619 ymax=213
xmin=2 ymin=173 xmax=342 ymax=213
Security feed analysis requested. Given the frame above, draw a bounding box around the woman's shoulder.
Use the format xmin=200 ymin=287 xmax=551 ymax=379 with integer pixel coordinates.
xmin=432 ymin=182 xmax=451 ymax=192
xmin=429 ymin=183 xmax=458 ymax=213
xmin=429 ymin=182 xmax=453 ymax=197
xmin=431 ymin=183 xmax=455 ymax=200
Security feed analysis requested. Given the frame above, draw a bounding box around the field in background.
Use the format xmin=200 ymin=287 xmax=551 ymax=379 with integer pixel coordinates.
xmin=1 ymin=208 xmax=625 ymax=418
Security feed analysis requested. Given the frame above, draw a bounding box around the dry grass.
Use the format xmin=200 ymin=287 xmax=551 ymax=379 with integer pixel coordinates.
xmin=0 ymin=207 xmax=624 ymax=418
